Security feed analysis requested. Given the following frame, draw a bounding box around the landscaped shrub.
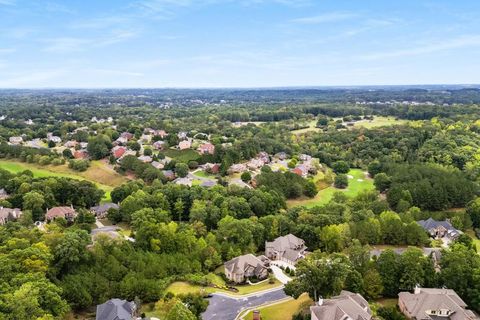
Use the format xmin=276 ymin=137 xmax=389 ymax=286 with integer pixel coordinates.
xmin=68 ymin=159 xmax=90 ymax=172
xmin=334 ymin=174 xmax=348 ymax=189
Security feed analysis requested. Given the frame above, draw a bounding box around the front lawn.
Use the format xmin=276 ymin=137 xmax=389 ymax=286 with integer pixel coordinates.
xmin=165 ymin=277 xmax=282 ymax=296
xmin=193 ymin=170 xmax=215 ymax=178
xmin=242 ymin=293 xmax=312 ymax=320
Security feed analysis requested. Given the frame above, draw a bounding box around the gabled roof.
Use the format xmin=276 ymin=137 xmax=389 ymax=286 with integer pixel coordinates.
xmin=90 ymin=203 xmax=119 ymax=214
xmin=0 ymin=207 xmax=22 ymax=221
xmin=224 ymin=254 xmax=267 ymax=275
xmin=46 ymin=206 xmax=76 ymax=220
xmin=266 ymin=234 xmax=305 ymax=251
xmin=310 ymin=291 xmax=372 ymax=320
xmin=399 ymin=288 xmax=478 ymax=320
xmin=266 ymin=234 xmax=306 ymax=262
xmin=200 ymin=180 xmax=217 ymax=187
xmin=417 ymin=218 xmax=462 ymax=236
xmin=96 ymin=298 xmax=135 ymax=320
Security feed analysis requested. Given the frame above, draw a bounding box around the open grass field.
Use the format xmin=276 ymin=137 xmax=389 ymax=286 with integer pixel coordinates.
xmin=161 ymin=148 xmax=201 ymax=163
xmin=242 ymin=293 xmax=312 ymax=320
xmin=165 ymin=277 xmax=282 ymax=296
xmin=291 ymin=120 xmax=322 ymax=134
xmin=287 ymin=169 xmax=374 ymax=208
xmin=349 ymin=116 xmax=408 ymax=129
xmin=291 ymin=117 xmax=407 ymax=135
xmin=0 ymin=159 xmax=127 ymax=201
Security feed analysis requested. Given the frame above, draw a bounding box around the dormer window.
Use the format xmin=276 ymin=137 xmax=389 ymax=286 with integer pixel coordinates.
xmin=426 ymin=309 xmax=452 ymax=317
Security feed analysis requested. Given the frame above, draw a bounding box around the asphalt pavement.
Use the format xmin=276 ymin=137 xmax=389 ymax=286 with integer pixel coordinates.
xmin=201 ymin=287 xmax=288 ymax=320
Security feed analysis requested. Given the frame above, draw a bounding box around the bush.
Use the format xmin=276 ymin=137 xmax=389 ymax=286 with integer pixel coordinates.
xmin=69 ymin=159 xmax=90 ymax=172
xmin=377 ymin=306 xmax=407 ymax=320
xmin=268 ymin=274 xmax=275 ymax=284
xmin=188 ymin=161 xmax=199 ymax=169
xmin=334 ymin=174 xmax=348 ymax=189
xmin=51 ymin=158 xmax=64 ymax=166
xmin=332 ymin=161 xmax=350 ymax=174
xmin=38 ymin=155 xmax=52 ymax=165
xmin=241 ymin=171 xmax=252 ymax=182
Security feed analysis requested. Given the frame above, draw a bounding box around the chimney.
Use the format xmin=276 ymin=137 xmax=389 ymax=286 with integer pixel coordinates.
xmin=414 ymin=284 xmax=421 ymax=294
xmin=318 ymin=296 xmax=324 ymax=306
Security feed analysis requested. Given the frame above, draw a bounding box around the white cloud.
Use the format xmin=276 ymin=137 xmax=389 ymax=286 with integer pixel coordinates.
xmin=42 ymin=37 xmax=90 ymax=53
xmin=0 ymin=69 xmax=69 ymax=87
xmin=86 ymin=68 xmax=144 ymax=77
xmin=71 ymin=15 xmax=132 ymax=29
xmin=361 ymin=35 xmax=480 ymax=60
xmin=41 ymin=30 xmax=138 ymax=53
xmin=291 ymin=12 xmax=358 ymax=24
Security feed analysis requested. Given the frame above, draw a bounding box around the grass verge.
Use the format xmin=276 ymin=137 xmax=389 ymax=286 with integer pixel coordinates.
xmin=242 ymin=293 xmax=312 ymax=320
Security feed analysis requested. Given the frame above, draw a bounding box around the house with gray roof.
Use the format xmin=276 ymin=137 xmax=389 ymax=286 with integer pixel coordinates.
xmin=174 ymin=177 xmax=193 ymax=187
xmin=90 ymin=203 xmax=119 ymax=218
xmin=310 ymin=290 xmax=372 ymax=320
xmin=224 ymin=254 xmax=269 ymax=284
xmin=0 ymin=207 xmax=22 ymax=225
xmin=0 ymin=188 xmax=9 ymax=200
xmin=417 ymin=218 xmax=462 ymax=240
xmin=200 ymin=180 xmax=217 ymax=188
xmin=265 ymin=234 xmax=306 ymax=265
xmin=398 ymin=287 xmax=478 ymax=320
xmin=96 ymin=298 xmax=136 ymax=320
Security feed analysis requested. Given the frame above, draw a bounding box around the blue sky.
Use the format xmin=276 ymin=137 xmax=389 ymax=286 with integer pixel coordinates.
xmin=0 ymin=0 xmax=479 ymax=88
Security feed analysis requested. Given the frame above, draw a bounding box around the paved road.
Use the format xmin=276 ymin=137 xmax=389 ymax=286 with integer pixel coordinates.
xmin=201 ymin=288 xmax=288 ymax=320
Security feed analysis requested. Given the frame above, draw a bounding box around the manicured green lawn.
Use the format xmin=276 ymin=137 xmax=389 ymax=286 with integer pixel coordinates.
xmin=161 ymin=149 xmax=201 ymax=163
xmin=0 ymin=159 xmax=123 ymax=201
xmin=165 ymin=278 xmax=282 ymax=296
xmin=242 ymin=293 xmax=312 ymax=320
xmin=193 ymin=170 xmax=215 ymax=178
xmin=287 ymin=169 xmax=374 ymax=208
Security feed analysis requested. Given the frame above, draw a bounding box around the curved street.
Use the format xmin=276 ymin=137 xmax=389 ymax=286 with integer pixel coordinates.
xmin=201 ymin=287 xmax=288 ymax=320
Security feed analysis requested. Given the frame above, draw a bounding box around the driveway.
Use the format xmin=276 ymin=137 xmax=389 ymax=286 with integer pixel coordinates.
xmin=91 ymin=226 xmax=121 ymax=239
xmin=271 ymin=265 xmax=292 ymax=284
xmin=92 ymin=218 xmax=136 ymax=242
xmin=201 ymin=288 xmax=287 ymax=320
xmin=271 ymin=260 xmax=296 ymax=271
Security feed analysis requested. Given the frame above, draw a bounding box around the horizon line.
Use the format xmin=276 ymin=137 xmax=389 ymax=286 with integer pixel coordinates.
xmin=0 ymin=83 xmax=479 ymax=90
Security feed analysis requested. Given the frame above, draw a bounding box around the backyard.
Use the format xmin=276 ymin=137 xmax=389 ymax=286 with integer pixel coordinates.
xmin=160 ymin=149 xmax=201 ymax=163
xmin=165 ymin=273 xmax=282 ymax=297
